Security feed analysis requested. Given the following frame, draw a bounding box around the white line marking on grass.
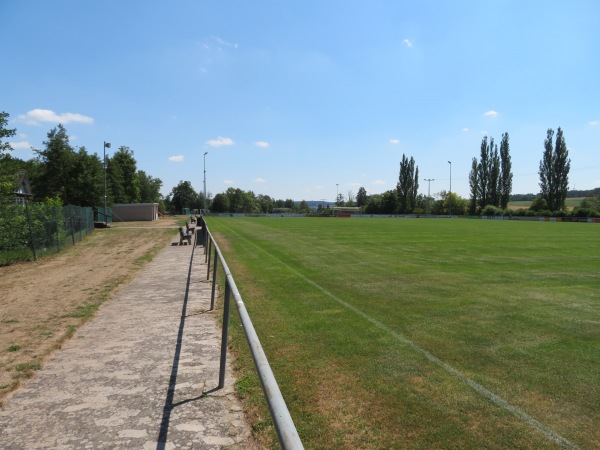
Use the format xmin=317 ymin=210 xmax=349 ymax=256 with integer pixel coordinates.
xmin=222 ymin=224 xmax=581 ymax=450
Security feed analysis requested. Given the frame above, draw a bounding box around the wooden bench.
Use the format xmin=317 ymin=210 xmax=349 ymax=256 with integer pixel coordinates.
xmin=186 ymin=222 xmax=195 ymax=233
xmin=179 ymin=226 xmax=192 ymax=245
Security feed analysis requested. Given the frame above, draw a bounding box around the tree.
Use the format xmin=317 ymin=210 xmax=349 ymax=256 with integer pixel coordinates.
xmin=346 ymin=190 xmax=355 ymax=207
xmin=0 ymin=111 xmax=17 ymax=155
xmin=397 ymin=154 xmax=419 ymax=213
xmin=33 ymin=125 xmax=75 ymax=203
xmin=539 ymin=127 xmax=570 ymax=211
xmin=210 ymin=193 xmax=229 ymax=213
xmin=435 ymin=190 xmax=467 ymax=215
xmin=477 ymin=137 xmax=491 ymax=209
xmin=380 ymin=190 xmax=398 ymax=214
xmin=468 ymin=157 xmax=479 ymax=214
xmin=489 ymin=143 xmax=500 ymax=207
xmin=69 ymin=146 xmax=104 ymax=206
xmin=298 ymin=200 xmax=310 ymax=213
xmin=138 ymin=170 xmax=163 ymax=203
xmin=0 ymin=155 xmax=29 ymax=197
xmin=170 ymin=180 xmax=198 ymax=213
xmin=0 ymin=112 xmax=25 ymax=196
xmin=356 ymin=187 xmax=368 ymax=208
xmin=336 ymin=192 xmax=344 ymax=206
xmin=110 ymin=146 xmax=140 ymax=203
xmin=499 ymin=132 xmax=512 ymax=209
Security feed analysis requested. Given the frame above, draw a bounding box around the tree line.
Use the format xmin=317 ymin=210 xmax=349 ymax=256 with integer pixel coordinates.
xmin=0 ymin=112 xmax=163 ymax=208
xmin=3 ymin=109 xmax=596 ymax=216
xmin=171 ymin=127 xmax=592 ymax=216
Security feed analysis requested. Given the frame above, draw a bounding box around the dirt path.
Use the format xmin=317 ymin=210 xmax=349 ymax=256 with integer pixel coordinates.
xmin=0 ymin=217 xmax=181 ymax=403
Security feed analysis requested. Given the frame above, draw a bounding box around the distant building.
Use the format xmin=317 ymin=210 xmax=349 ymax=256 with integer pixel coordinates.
xmin=111 ymin=203 xmax=159 ymax=221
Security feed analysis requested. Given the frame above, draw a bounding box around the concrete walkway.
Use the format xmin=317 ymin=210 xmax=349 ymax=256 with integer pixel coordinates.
xmin=0 ymin=239 xmax=257 ymax=449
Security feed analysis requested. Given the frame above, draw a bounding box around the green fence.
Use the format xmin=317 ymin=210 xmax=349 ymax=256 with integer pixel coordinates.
xmin=0 ymin=200 xmax=94 ymax=266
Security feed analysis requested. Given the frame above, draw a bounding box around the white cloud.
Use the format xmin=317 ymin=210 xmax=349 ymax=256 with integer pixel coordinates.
xmin=224 ymin=179 xmax=234 ymax=185
xmin=168 ymin=155 xmax=184 ymax=162
xmin=588 ymin=120 xmax=599 ymax=126
xmin=389 ymin=139 xmax=400 ymax=144
xmin=18 ymin=109 xmax=94 ymax=125
xmin=206 ymin=137 xmax=234 ymax=147
xmin=10 ymin=141 xmax=32 ymax=149
xmin=255 ymin=141 xmax=269 ymax=148
xmin=255 ymin=178 xmax=266 ymax=183
xmin=483 ymin=110 xmax=498 ymax=117
xmin=373 ymin=180 xmax=386 ymax=185
xmin=403 ymin=39 xmax=413 ymax=48
xmin=481 ymin=130 xmax=488 ymax=136
xmin=211 ymin=35 xmax=239 ymax=49
xmin=462 ymin=128 xmax=469 ymax=132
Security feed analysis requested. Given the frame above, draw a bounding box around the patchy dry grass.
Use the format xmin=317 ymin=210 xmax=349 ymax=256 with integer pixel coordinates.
xmin=0 ymin=217 xmax=181 ymax=404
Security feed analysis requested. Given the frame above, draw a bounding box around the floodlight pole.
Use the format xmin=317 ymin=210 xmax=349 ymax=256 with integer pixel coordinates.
xmin=203 ymin=152 xmax=208 ymax=213
xmin=103 ymin=141 xmax=111 ymax=227
xmin=336 ymin=183 xmax=339 ymax=205
xmin=448 ymin=161 xmax=452 ymax=217
xmin=424 ymin=178 xmax=434 ymax=214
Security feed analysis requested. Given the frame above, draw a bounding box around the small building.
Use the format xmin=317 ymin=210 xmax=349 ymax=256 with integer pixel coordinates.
xmin=332 ymin=206 xmax=361 ymax=217
xmin=13 ymin=170 xmax=33 ymax=203
xmin=111 ymin=203 xmax=159 ymax=222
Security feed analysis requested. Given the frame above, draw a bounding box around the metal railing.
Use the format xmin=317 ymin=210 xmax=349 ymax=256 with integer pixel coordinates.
xmin=197 ymin=217 xmax=304 ymax=450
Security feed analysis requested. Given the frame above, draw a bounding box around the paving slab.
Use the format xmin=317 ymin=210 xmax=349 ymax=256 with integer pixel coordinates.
xmin=0 ymin=239 xmax=257 ymax=449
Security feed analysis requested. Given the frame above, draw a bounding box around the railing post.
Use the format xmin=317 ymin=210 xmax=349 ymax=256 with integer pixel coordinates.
xmin=206 ymin=237 xmax=212 ymax=280
xmin=210 ymin=250 xmax=218 ymax=310
xmin=205 ymin=234 xmax=211 ymax=264
xmin=218 ymin=280 xmax=231 ymax=389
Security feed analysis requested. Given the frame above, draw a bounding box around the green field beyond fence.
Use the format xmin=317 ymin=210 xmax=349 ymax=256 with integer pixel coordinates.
xmin=208 ymin=217 xmax=599 ymax=449
xmin=0 ymin=200 xmax=94 ymax=265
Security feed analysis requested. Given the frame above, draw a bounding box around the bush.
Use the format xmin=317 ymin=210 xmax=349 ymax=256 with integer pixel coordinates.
xmin=572 ymin=207 xmax=600 ymax=218
xmin=553 ymin=210 xmax=568 ymax=217
xmin=529 ymin=197 xmax=548 ymax=211
xmin=482 ymin=205 xmax=503 ymax=216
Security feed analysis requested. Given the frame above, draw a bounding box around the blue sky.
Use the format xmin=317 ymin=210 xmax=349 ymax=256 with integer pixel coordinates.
xmin=3 ymin=0 xmax=599 ymax=202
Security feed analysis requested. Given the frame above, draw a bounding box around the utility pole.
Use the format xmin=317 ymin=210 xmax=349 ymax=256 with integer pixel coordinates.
xmin=203 ymin=152 xmax=208 ymax=213
xmin=103 ymin=141 xmax=111 ymax=227
xmin=448 ymin=161 xmax=452 ymax=217
xmin=424 ymin=178 xmax=434 ymax=214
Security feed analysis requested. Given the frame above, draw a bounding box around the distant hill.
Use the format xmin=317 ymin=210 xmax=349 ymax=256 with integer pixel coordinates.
xmin=511 ymin=188 xmax=599 ymax=202
xmin=302 ymin=200 xmax=334 ymax=209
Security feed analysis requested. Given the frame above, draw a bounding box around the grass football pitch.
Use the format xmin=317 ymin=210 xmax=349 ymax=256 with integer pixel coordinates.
xmin=207 ymin=217 xmax=599 ymax=449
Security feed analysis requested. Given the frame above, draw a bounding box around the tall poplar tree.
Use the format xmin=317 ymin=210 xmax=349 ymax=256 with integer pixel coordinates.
xmin=499 ymin=132 xmax=512 ymax=209
xmin=477 ymin=137 xmax=490 ymax=208
xmin=539 ymin=127 xmax=570 ymax=211
xmin=489 ymin=142 xmax=500 ymax=207
xmin=397 ymin=154 xmax=418 ymax=213
xmin=468 ymin=157 xmax=479 ymax=214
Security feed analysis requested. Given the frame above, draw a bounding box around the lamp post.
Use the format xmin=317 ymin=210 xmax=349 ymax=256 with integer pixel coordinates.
xmin=424 ymin=178 xmax=434 ymax=214
xmin=448 ymin=161 xmax=452 ymax=217
xmin=203 ymin=152 xmax=208 ymax=213
xmin=103 ymin=141 xmax=111 ymax=227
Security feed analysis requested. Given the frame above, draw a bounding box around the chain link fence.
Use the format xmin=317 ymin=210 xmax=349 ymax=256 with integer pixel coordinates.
xmin=0 ymin=199 xmax=94 ymax=266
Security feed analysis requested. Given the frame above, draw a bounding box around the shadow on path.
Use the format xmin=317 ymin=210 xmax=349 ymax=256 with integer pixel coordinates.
xmin=156 ymin=243 xmax=197 ymax=449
